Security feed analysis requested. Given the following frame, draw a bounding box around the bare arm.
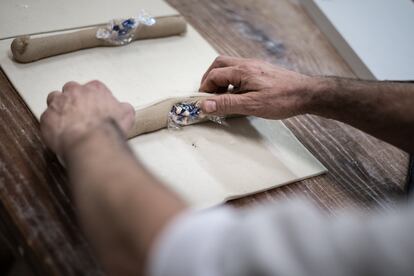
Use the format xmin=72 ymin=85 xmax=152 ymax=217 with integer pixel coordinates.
xmin=310 ymin=77 xmax=414 ymax=152
xmin=40 ymin=81 xmax=185 ymax=275
xmin=199 ymin=56 xmax=414 ymax=153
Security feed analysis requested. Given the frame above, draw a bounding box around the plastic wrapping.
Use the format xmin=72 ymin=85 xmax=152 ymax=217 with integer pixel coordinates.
xmin=96 ymin=10 xmax=156 ymax=45
xmin=168 ymin=101 xmax=225 ymax=130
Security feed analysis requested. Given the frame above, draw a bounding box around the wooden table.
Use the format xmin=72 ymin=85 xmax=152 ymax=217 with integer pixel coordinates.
xmin=0 ymin=0 xmax=409 ymax=275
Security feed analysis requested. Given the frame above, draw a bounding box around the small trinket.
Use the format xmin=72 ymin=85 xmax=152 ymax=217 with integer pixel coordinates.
xmin=167 ymin=101 xmax=226 ymax=130
xmin=168 ymin=102 xmax=202 ymax=128
xmin=96 ymin=10 xmax=156 ymax=45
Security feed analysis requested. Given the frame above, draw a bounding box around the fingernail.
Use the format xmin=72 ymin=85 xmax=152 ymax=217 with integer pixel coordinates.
xmin=203 ymin=100 xmax=217 ymax=113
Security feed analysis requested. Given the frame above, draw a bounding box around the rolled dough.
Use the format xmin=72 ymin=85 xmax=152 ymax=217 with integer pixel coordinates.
xmin=129 ymin=93 xmax=212 ymax=138
xmin=0 ymin=0 xmax=179 ymax=39
xmin=11 ymin=15 xmax=187 ymax=63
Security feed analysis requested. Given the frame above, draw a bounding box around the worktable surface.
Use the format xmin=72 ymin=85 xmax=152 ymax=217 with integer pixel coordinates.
xmin=0 ymin=0 xmax=409 ymax=275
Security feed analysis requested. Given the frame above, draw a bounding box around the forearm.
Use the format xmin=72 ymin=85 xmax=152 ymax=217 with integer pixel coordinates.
xmin=308 ymin=77 xmax=414 ymax=153
xmin=63 ymin=120 xmax=186 ymax=274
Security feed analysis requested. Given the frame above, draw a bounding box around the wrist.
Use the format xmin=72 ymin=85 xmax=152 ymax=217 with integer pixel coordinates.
xmin=303 ymin=76 xmax=339 ymax=116
xmin=61 ymin=119 xmax=124 ymax=162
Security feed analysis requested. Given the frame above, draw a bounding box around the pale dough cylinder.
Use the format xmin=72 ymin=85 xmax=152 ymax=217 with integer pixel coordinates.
xmin=0 ymin=0 xmax=180 ymax=39
xmin=128 ymin=93 xmax=212 ymax=138
xmin=11 ymin=15 xmax=187 ymax=63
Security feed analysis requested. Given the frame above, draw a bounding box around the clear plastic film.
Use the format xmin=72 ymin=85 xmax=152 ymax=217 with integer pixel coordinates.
xmin=168 ymin=101 xmax=225 ymax=130
xmin=96 ymin=10 xmax=156 ymax=45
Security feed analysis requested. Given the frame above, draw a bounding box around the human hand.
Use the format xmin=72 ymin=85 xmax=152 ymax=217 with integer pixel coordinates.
xmin=40 ymin=80 xmax=135 ymax=156
xmin=199 ymin=56 xmax=317 ymax=119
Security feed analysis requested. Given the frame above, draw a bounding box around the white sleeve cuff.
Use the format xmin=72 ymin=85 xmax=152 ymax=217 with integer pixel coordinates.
xmin=147 ymin=206 xmax=239 ymax=276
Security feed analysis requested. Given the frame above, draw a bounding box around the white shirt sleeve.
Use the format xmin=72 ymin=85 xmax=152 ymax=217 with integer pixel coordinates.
xmin=148 ymin=199 xmax=414 ymax=276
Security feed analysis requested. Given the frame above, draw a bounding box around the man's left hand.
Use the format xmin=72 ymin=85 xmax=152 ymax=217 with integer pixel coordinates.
xmin=40 ymin=80 xmax=135 ymax=156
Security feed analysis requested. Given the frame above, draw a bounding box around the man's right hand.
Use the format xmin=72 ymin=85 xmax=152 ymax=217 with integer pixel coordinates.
xmin=199 ymin=56 xmax=414 ymax=153
xmin=199 ymin=56 xmax=319 ymax=119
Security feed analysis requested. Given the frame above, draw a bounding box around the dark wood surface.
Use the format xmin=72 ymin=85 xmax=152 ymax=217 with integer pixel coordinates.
xmin=0 ymin=0 xmax=409 ymax=275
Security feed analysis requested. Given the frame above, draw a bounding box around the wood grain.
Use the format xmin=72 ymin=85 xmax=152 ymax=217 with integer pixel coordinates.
xmin=0 ymin=0 xmax=409 ymax=275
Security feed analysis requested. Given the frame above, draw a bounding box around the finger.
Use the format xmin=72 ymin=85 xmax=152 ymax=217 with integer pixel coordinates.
xmin=62 ymin=81 xmax=80 ymax=92
xmin=39 ymin=109 xmax=50 ymax=127
xmin=201 ymin=56 xmax=245 ymax=84
xmin=48 ymin=92 xmax=67 ymax=112
xmin=39 ymin=110 xmax=60 ymax=154
xmin=200 ymin=67 xmax=242 ymax=93
xmin=46 ymin=91 xmax=61 ymax=106
xmin=39 ymin=111 xmax=55 ymax=143
xmin=119 ymin=102 xmax=136 ymax=134
xmin=120 ymin=102 xmax=135 ymax=118
xmin=84 ymin=80 xmax=112 ymax=96
xmin=85 ymin=80 xmax=106 ymax=89
xmin=200 ymin=93 xmax=252 ymax=116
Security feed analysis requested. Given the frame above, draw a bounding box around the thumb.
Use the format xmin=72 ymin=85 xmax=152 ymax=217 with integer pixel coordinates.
xmin=200 ymin=94 xmax=248 ymax=115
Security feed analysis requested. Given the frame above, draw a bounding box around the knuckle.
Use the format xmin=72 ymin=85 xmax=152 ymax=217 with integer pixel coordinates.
xmin=214 ymin=55 xmax=229 ymax=66
xmin=128 ymin=108 xmax=135 ymax=119
xmin=86 ymin=80 xmax=104 ymax=89
xmin=214 ymin=55 xmax=224 ymax=64
xmin=125 ymin=103 xmax=135 ymax=116
xmin=62 ymin=81 xmax=78 ymax=91
xmin=47 ymin=91 xmax=58 ymax=104
xmin=203 ymin=70 xmax=219 ymax=90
